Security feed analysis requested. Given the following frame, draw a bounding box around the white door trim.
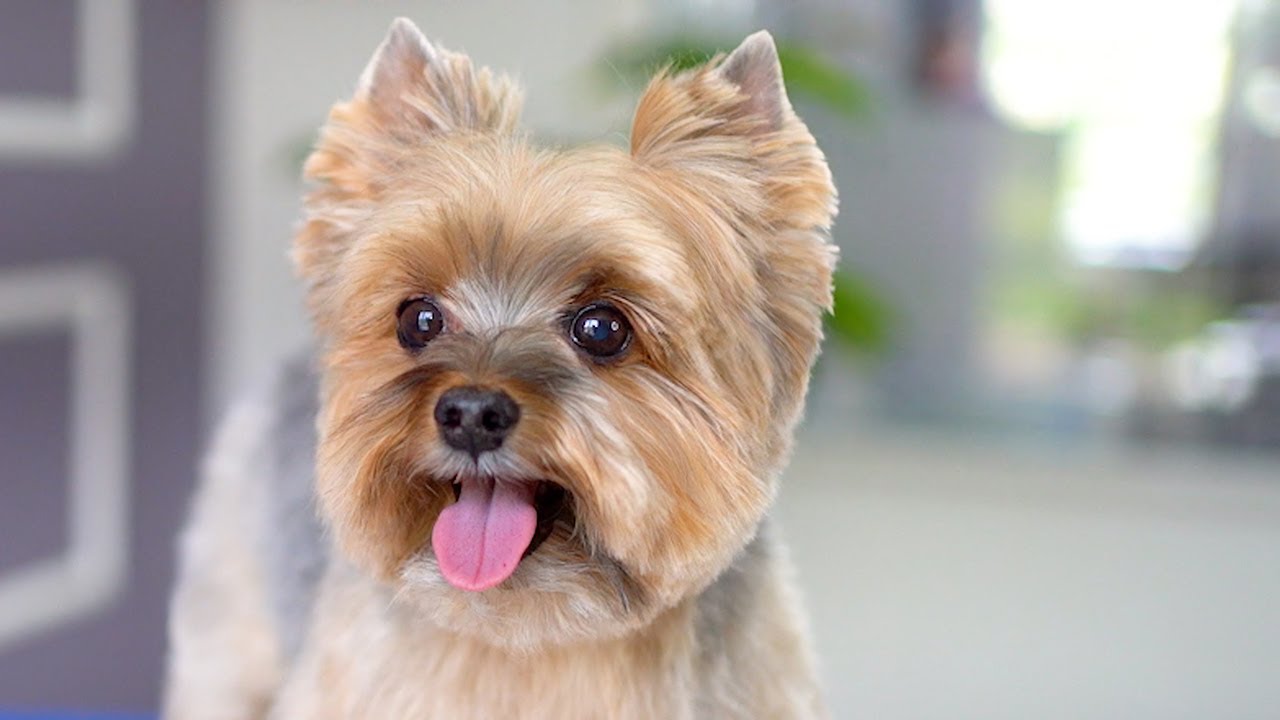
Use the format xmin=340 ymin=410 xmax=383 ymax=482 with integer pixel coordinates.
xmin=0 ymin=0 xmax=136 ymax=163
xmin=0 ymin=264 xmax=132 ymax=651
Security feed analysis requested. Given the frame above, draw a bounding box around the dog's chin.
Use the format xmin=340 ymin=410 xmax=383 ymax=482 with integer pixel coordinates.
xmin=396 ymin=490 xmax=656 ymax=650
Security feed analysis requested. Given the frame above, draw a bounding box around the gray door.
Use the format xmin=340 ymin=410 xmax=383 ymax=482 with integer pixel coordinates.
xmin=0 ymin=0 xmax=208 ymax=710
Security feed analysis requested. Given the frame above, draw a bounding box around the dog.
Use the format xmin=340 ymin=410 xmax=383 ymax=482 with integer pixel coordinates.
xmin=164 ymin=17 xmax=837 ymax=719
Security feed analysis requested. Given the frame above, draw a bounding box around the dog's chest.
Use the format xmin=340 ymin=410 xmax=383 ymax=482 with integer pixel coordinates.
xmin=280 ymin=583 xmax=699 ymax=720
xmin=330 ymin=629 xmax=695 ymax=720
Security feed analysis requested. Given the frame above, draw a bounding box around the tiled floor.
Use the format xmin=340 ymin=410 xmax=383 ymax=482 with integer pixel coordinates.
xmin=778 ymin=426 xmax=1280 ymax=719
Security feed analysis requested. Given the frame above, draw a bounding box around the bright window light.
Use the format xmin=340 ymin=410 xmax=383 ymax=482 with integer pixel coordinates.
xmin=982 ymin=0 xmax=1238 ymax=268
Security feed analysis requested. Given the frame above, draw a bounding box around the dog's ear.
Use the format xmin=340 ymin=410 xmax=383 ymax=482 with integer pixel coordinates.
xmin=632 ymin=32 xmax=838 ymax=438
xmin=303 ymin=18 xmax=522 ymax=195
xmin=355 ymin=18 xmax=521 ymax=138
xmin=297 ymin=19 xmax=521 ymax=308
xmin=630 ymin=31 xmax=835 ymax=234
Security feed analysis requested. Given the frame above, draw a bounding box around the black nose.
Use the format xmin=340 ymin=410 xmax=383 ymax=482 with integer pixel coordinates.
xmin=434 ymin=385 xmax=521 ymax=457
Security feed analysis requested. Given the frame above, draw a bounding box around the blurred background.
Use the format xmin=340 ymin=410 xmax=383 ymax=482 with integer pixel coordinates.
xmin=2 ymin=0 xmax=1279 ymax=717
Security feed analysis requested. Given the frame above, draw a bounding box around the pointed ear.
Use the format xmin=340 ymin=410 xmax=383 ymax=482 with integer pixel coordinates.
xmin=357 ymin=17 xmax=441 ymax=114
xmin=716 ymin=30 xmax=790 ymax=132
xmin=354 ymin=18 xmax=521 ymax=136
xmin=296 ymin=19 xmax=521 ymax=306
xmin=631 ymin=32 xmax=838 ymax=431
xmin=302 ymin=18 xmax=522 ymax=194
xmin=629 ymin=30 xmax=835 ymax=233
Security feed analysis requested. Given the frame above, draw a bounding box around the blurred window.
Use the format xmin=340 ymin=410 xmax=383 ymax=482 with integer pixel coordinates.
xmin=982 ymin=0 xmax=1239 ymax=269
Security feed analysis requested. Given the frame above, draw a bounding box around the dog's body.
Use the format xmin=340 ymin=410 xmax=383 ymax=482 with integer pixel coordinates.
xmin=165 ymin=19 xmax=836 ymax=719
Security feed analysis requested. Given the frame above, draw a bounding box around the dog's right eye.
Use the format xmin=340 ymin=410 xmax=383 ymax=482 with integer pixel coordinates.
xmin=569 ymin=303 xmax=632 ymax=359
xmin=396 ymin=297 xmax=445 ymax=349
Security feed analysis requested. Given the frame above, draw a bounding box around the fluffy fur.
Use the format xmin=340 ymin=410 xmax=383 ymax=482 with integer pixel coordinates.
xmin=165 ymin=18 xmax=836 ymax=719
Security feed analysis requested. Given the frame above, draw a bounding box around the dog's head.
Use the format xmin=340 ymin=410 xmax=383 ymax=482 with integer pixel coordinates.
xmin=297 ymin=18 xmax=836 ymax=649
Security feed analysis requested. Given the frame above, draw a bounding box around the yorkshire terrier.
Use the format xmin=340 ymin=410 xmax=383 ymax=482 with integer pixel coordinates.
xmin=165 ymin=17 xmax=836 ymax=719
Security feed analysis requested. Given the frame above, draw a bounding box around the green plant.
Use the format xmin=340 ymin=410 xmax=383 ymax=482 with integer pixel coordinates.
xmin=829 ymin=268 xmax=892 ymax=354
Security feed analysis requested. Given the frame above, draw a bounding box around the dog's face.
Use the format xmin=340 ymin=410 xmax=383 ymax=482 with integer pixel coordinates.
xmin=296 ymin=18 xmax=836 ymax=649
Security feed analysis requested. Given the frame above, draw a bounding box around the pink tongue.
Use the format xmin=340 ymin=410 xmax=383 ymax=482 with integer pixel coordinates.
xmin=431 ymin=478 xmax=538 ymax=592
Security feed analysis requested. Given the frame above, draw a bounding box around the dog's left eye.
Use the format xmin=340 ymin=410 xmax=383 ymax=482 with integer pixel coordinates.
xmin=569 ymin=303 xmax=632 ymax=359
xmin=396 ymin=297 xmax=444 ymax=349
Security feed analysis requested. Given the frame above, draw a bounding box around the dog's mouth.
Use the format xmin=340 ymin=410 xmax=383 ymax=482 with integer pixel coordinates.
xmin=432 ymin=477 xmax=571 ymax=592
xmin=526 ymin=481 xmax=570 ymax=557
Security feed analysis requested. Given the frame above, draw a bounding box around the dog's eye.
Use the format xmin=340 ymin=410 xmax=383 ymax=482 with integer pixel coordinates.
xmin=396 ymin=297 xmax=444 ymax=349
xmin=569 ymin=304 xmax=632 ymax=359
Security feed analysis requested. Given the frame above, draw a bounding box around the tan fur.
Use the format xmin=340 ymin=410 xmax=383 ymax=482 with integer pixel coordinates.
xmin=268 ymin=530 xmax=821 ymax=720
xmin=167 ymin=19 xmax=835 ymax=719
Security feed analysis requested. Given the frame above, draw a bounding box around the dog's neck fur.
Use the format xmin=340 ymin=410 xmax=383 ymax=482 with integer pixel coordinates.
xmin=271 ymin=526 xmax=823 ymax=720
